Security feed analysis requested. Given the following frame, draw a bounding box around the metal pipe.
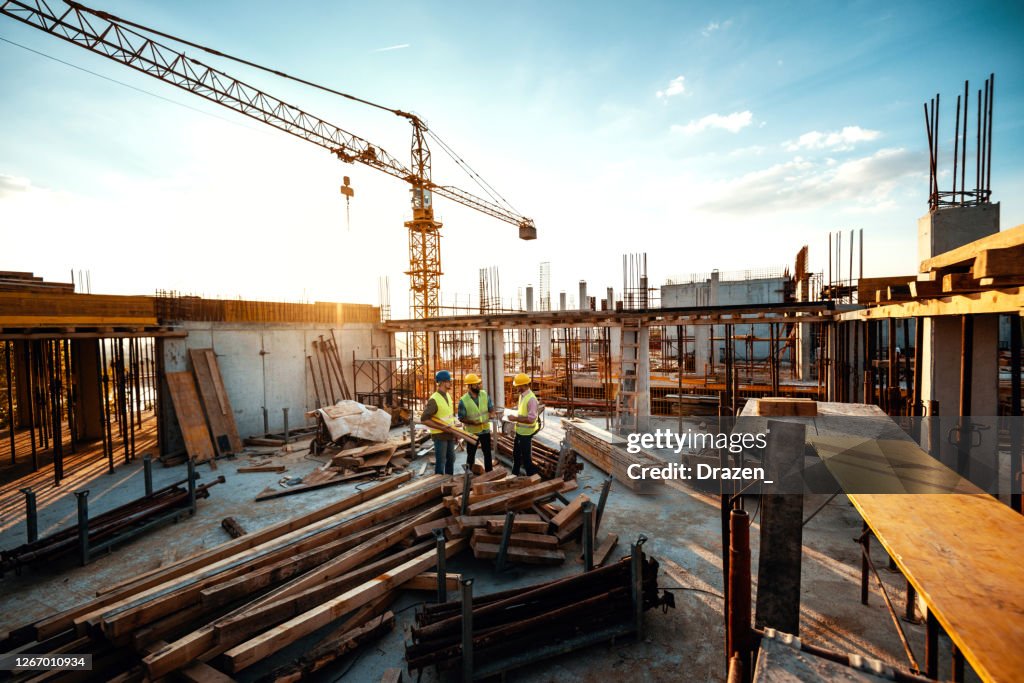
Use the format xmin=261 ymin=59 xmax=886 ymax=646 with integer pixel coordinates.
xmin=433 ymin=527 xmax=447 ymax=603
xmin=962 ymin=80 xmax=968 ymax=201
xmin=460 ymin=465 xmax=472 ymax=516
xmin=496 ymin=510 xmax=515 ymax=573
xmin=187 ymin=457 xmax=197 ymax=515
xmin=582 ymin=500 xmax=595 ymax=572
xmin=594 ymin=475 xmax=612 ymax=537
xmin=262 ymin=405 xmax=269 ymax=436
xmin=726 ymin=510 xmax=750 ymax=681
xmin=925 ymin=610 xmax=939 ymax=678
xmin=631 ymin=534 xmax=647 ymax=641
xmin=4 ymin=340 xmax=14 ymax=464
xmin=282 ymin=407 xmax=290 ymax=443
xmin=143 ymin=454 xmax=153 ymax=497
xmin=1011 ymin=315 xmax=1022 ymax=514
xmin=461 ymin=578 xmax=474 ymax=682
xmin=953 ymin=94 xmax=961 ymax=203
xmin=75 ymin=490 xmax=90 ymax=566
xmin=986 ymin=74 xmax=994 ymax=197
xmin=21 ymin=487 xmax=37 ymax=543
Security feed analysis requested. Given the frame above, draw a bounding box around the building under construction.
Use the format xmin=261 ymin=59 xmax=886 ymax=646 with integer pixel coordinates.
xmin=1 ymin=3 xmax=1021 ymax=682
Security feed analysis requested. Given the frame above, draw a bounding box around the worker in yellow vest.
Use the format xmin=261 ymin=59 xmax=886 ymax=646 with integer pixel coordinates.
xmin=507 ymin=373 xmax=541 ymax=476
xmin=458 ymin=373 xmax=499 ymax=472
xmin=420 ymin=369 xmax=457 ymax=475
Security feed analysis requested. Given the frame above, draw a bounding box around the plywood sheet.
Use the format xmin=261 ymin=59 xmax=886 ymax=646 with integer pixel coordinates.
xmin=165 ymin=371 xmax=215 ymax=464
xmin=189 ymin=348 xmax=242 ymax=455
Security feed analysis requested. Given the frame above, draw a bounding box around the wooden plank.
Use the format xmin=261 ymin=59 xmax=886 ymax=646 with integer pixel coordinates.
xmin=178 ymin=661 xmax=236 ymax=683
xmin=470 ymin=530 xmax=559 ymax=549
xmin=96 ymin=479 xmax=443 ymax=642
xmin=420 ymin=418 xmax=478 ymax=445
xmin=236 ymin=465 xmax=286 ymax=473
xmin=221 ymin=539 xmax=469 ymax=672
xmin=942 ymin=272 xmax=985 ymax=293
xmin=752 ymin=398 xmax=818 ymax=417
xmin=972 ymin=245 xmax=1024 ymax=278
xmin=484 ymin=519 xmax=550 ymax=534
xmin=593 ymin=533 xmax=619 ymax=567
xmin=465 ymin=479 xmax=563 ymax=515
xmin=908 ymin=279 xmax=944 ymax=298
xmin=470 ymin=541 xmax=565 ymax=565
xmin=254 ymin=470 xmax=375 ymax=501
xmin=32 ymin=474 xmax=418 ymax=640
xmin=920 ymin=223 xmax=1024 ymax=272
xmin=404 ymin=573 xmax=462 ymax=591
xmin=857 ymin=275 xmax=915 ymax=303
xmin=189 ymin=349 xmax=242 ymax=456
xmin=165 ymin=372 xmax=215 ymax=464
xmin=549 ymin=494 xmax=590 ymax=529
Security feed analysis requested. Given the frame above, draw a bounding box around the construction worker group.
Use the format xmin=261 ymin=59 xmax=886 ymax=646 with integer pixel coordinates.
xmin=420 ymin=370 xmax=541 ymax=476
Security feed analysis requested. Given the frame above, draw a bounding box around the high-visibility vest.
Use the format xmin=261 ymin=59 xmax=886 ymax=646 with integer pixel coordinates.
xmin=515 ymin=389 xmax=539 ymax=436
xmin=460 ymin=390 xmax=490 ymax=434
xmin=428 ymin=391 xmax=455 ymax=435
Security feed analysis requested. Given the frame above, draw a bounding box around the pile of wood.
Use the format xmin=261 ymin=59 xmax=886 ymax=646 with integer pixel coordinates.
xmin=0 ymin=473 xmax=465 ymax=681
xmin=257 ymin=426 xmax=430 ymax=502
xmin=405 ymin=553 xmax=672 ymax=675
xmin=562 ymin=419 xmax=661 ymax=493
xmin=495 ymin=430 xmax=582 ymax=480
xmin=0 ymin=270 xmax=75 ymax=293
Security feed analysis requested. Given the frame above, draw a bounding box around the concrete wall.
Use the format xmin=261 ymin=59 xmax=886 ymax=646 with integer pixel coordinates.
xmin=660 ymin=276 xmax=787 ymax=365
xmin=160 ymin=321 xmax=389 ymax=455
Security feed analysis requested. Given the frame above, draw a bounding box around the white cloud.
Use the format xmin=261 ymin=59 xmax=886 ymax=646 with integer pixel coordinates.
xmin=698 ymin=148 xmax=923 ymax=214
xmin=655 ymin=75 xmax=686 ymax=99
xmin=0 ymin=173 xmax=32 ymax=198
xmin=372 ymin=44 xmax=410 ymax=52
xmin=784 ymin=125 xmax=881 ymax=152
xmin=702 ymin=19 xmax=733 ymax=37
xmin=671 ymin=110 xmax=752 ymax=135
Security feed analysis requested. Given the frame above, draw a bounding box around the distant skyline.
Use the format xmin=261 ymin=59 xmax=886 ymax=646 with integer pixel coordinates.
xmin=1 ymin=0 xmax=1022 ymax=316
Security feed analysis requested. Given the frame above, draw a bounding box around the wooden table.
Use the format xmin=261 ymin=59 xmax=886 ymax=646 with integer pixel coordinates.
xmin=739 ymin=401 xmax=1024 ymax=682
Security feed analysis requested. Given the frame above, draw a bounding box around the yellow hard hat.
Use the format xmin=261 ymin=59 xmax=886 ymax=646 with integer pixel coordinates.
xmin=512 ymin=372 xmax=531 ymax=387
xmin=464 ymin=373 xmax=482 ymax=385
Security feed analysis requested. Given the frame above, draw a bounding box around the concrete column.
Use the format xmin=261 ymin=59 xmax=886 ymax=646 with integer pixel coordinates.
xmin=795 ymin=321 xmax=814 ymax=382
xmin=610 ymin=325 xmax=622 ymax=364
xmin=72 ymin=339 xmax=103 ymax=440
xmin=480 ymin=329 xmax=506 ymax=409
xmin=579 ymin=281 xmax=588 ymax=311
xmin=606 ymin=287 xmax=614 ymax=312
xmin=917 ymin=206 xmax=1000 ymax=470
xmin=525 ymin=286 xmax=534 ymax=312
xmin=559 ymin=292 xmax=566 ymax=311
xmin=538 ymin=329 xmax=552 ymax=373
xmin=636 ymin=325 xmax=651 ymax=427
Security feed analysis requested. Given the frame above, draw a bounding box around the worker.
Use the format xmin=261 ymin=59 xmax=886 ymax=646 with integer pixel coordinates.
xmin=507 ymin=372 xmax=541 ymax=476
xmin=421 ymin=369 xmax=457 ymax=475
xmin=458 ymin=373 xmax=498 ymax=472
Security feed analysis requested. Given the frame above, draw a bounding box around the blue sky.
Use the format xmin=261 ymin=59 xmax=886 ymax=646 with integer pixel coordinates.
xmin=1 ymin=0 xmax=1022 ymax=315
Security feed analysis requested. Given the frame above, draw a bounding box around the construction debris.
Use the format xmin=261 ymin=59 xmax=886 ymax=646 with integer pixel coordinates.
xmin=221 ymin=517 xmax=248 ymax=539
xmin=0 ymin=474 xmax=460 ymax=680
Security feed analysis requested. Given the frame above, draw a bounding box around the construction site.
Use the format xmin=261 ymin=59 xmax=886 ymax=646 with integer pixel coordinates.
xmin=1 ymin=2 xmax=1022 ymax=682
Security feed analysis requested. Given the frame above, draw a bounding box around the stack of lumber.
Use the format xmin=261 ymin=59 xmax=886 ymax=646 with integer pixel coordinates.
xmin=750 ymin=398 xmax=818 ymax=417
xmin=920 ymin=223 xmax=1024 ymax=293
xmin=405 ymin=553 xmax=672 ymax=674
xmin=0 ymin=473 xmax=467 ymax=681
xmin=0 ymin=270 xmax=75 ymax=293
xmin=495 ymin=430 xmax=582 ymax=480
xmin=562 ymin=419 xmax=661 ymax=493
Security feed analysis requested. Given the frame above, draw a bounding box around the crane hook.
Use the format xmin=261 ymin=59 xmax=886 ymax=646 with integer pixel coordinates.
xmin=339 ymin=176 xmax=355 ymax=230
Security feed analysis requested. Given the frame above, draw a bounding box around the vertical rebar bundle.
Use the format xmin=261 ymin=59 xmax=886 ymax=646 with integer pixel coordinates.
xmin=925 ymin=73 xmax=994 ymax=210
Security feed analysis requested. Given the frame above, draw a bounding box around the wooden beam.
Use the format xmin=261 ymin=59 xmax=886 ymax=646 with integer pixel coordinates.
xmin=920 ymin=223 xmax=1024 ymax=272
xmin=404 ymin=573 xmax=462 ymax=591
xmin=221 ymin=539 xmax=468 ymax=673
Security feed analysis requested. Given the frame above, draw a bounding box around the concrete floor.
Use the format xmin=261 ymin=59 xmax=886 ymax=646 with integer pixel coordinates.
xmin=0 ymin=418 xmax=978 ymax=682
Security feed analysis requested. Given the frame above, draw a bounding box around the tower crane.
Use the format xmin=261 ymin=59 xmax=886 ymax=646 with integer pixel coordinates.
xmin=0 ymin=0 xmax=536 ymax=390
